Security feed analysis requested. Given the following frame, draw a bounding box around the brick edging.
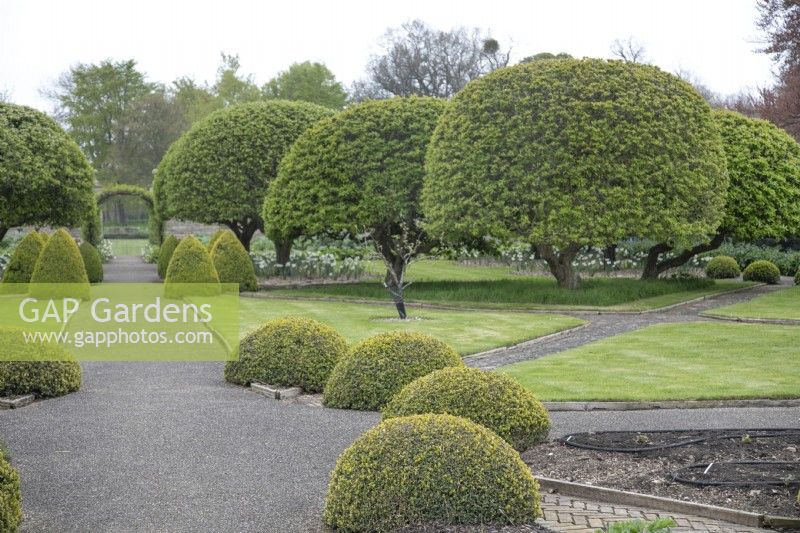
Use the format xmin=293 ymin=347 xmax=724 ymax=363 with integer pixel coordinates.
xmin=542 ymin=398 xmax=800 ymax=411
xmin=463 ymin=323 xmax=591 ymax=363
xmin=536 ymin=476 xmax=800 ymax=529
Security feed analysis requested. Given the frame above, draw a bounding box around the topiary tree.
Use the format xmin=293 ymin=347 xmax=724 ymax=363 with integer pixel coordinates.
xmin=210 ymin=230 xmax=258 ymax=292
xmin=207 ymin=228 xmax=227 ymax=252
xmin=1 ymin=231 xmax=45 ymax=290
xmin=157 ymin=234 xmax=180 ymax=279
xmin=383 ymin=367 xmax=551 ymax=451
xmin=0 ymin=328 xmax=82 ymax=397
xmin=265 ymin=97 xmax=445 ymax=317
xmin=742 ymin=259 xmax=781 ymax=284
xmin=79 ymin=241 xmax=104 ymax=283
xmin=155 ymin=101 xmax=334 ymax=252
xmin=163 ymin=235 xmax=220 ymax=297
xmin=224 ymin=317 xmax=348 ymax=392
xmin=324 ymin=413 xmax=541 ymax=531
xmin=323 ymin=331 xmax=463 ymax=411
xmin=0 ymin=103 xmax=95 ymax=242
xmin=422 ymin=59 xmax=728 ymax=289
xmin=29 ymin=228 xmax=90 ymax=300
xmin=642 ymin=110 xmax=800 ymax=278
xmin=0 ymin=448 xmax=21 ymax=532
xmin=705 ymin=255 xmax=741 ymax=279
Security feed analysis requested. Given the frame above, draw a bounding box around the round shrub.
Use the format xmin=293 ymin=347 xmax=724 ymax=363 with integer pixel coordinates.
xmin=0 ymin=448 xmax=22 ymax=533
xmin=324 ymin=413 xmax=541 ymax=531
xmin=383 ymin=367 xmax=551 ymax=451
xmin=224 ymin=317 xmax=348 ymax=392
xmin=705 ymin=255 xmax=741 ymax=279
xmin=157 ymin=234 xmax=180 ymax=279
xmin=164 ymin=235 xmax=220 ymax=297
xmin=324 ymin=332 xmax=463 ymax=411
xmin=210 ymin=230 xmax=258 ymax=292
xmin=742 ymin=260 xmax=781 ymax=284
xmin=795 ymin=268 xmax=800 ymax=286
xmin=79 ymin=241 xmax=103 ymax=283
xmin=1 ymin=231 xmax=45 ymax=290
xmin=0 ymin=329 xmax=82 ymax=397
xmin=29 ymin=228 xmax=90 ymax=300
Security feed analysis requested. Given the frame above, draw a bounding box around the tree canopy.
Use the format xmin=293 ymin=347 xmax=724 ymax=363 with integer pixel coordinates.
xmin=422 ymin=59 xmax=728 ymax=288
xmin=155 ymin=100 xmax=334 ymax=250
xmin=263 ymin=61 xmax=347 ymax=109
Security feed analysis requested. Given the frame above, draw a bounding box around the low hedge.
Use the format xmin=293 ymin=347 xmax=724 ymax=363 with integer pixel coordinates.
xmin=157 ymin=235 xmax=179 ymax=279
xmin=705 ymin=255 xmax=740 ymax=279
xmin=795 ymin=268 xmax=800 ymax=286
xmin=210 ymin=230 xmax=258 ymax=292
xmin=742 ymin=259 xmax=781 ymax=284
xmin=383 ymin=367 xmax=551 ymax=451
xmin=79 ymin=241 xmax=103 ymax=283
xmin=1 ymin=231 xmax=45 ymax=290
xmin=324 ymin=413 xmax=541 ymax=531
xmin=225 ymin=317 xmax=348 ymax=392
xmin=164 ymin=235 xmax=220 ymax=297
xmin=0 ymin=329 xmax=82 ymax=397
xmin=0 ymin=448 xmax=22 ymax=532
xmin=29 ymin=228 xmax=90 ymax=300
xmin=323 ymin=332 xmax=463 ymax=411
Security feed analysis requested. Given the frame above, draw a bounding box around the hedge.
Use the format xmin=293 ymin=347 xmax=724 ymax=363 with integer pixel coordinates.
xmin=207 ymin=229 xmax=226 ymax=252
xmin=323 ymin=332 xmax=463 ymax=411
xmin=1 ymin=231 xmax=45 ymax=290
xmin=157 ymin=234 xmax=180 ymax=279
xmin=0 ymin=328 xmax=82 ymax=397
xmin=79 ymin=241 xmax=103 ymax=283
xmin=210 ymin=230 xmax=258 ymax=292
xmin=0 ymin=448 xmax=21 ymax=533
xmin=705 ymin=255 xmax=740 ymax=280
xmin=383 ymin=367 xmax=551 ymax=451
xmin=29 ymin=228 xmax=90 ymax=300
xmin=324 ymin=413 xmax=541 ymax=531
xmin=164 ymin=235 xmax=220 ymax=297
xmin=742 ymin=260 xmax=781 ymax=284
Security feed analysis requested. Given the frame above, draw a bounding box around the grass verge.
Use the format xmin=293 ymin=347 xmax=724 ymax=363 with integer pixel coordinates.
xmin=704 ymin=286 xmax=800 ymax=321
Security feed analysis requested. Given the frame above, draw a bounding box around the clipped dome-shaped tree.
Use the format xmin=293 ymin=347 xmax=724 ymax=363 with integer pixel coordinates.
xmin=0 ymin=103 xmax=94 ymax=242
xmin=423 ymin=59 xmax=728 ymax=288
xmin=383 ymin=367 xmax=551 ymax=451
xmin=324 ymin=414 xmax=541 ymax=531
xmin=164 ymin=235 xmax=220 ymax=297
xmin=324 ymin=332 xmax=463 ymax=411
xmin=0 ymin=448 xmax=21 ymax=532
xmin=155 ymin=101 xmax=334 ymax=252
xmin=157 ymin=234 xmax=179 ymax=279
xmin=224 ymin=317 xmax=348 ymax=392
xmin=742 ymin=259 xmax=781 ymax=284
xmin=1 ymin=231 xmax=46 ymax=291
xmin=207 ymin=228 xmax=227 ymax=251
xmin=643 ymin=110 xmax=800 ymax=278
xmin=29 ymin=229 xmax=90 ymax=299
xmin=265 ymin=96 xmax=446 ymax=318
xmin=210 ymin=230 xmax=258 ymax=292
xmin=79 ymin=241 xmax=103 ymax=283
xmin=0 ymin=328 xmax=82 ymax=397
xmin=705 ymin=255 xmax=741 ymax=279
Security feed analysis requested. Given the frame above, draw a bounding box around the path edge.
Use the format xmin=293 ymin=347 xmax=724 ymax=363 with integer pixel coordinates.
xmin=542 ymin=398 xmax=800 ymax=412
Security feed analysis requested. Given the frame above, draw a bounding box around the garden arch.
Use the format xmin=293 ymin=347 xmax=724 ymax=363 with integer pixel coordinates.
xmin=84 ymin=184 xmax=162 ymax=245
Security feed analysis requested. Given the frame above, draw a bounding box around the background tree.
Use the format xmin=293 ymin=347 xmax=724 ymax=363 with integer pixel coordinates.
xmin=519 ymin=52 xmax=573 ymax=63
xmin=610 ymin=37 xmax=648 ymax=63
xmin=263 ymin=61 xmax=347 ymax=109
xmin=155 ymin=100 xmax=333 ymax=251
xmin=265 ymin=97 xmax=445 ymax=318
xmin=213 ymin=53 xmax=262 ymax=106
xmin=423 ymin=59 xmax=728 ymax=289
xmin=353 ymin=20 xmax=510 ymax=100
xmin=0 ymin=103 xmax=94 ymax=241
xmin=642 ymin=109 xmax=800 ymax=278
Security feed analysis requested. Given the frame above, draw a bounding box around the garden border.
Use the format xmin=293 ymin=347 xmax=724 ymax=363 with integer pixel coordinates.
xmin=541 ymin=398 xmax=800 ymax=412
xmin=0 ymin=394 xmax=35 ymax=409
xmin=699 ymin=313 xmax=800 ymax=326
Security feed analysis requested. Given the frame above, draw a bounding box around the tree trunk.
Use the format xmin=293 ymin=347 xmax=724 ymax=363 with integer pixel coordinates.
xmin=379 ymin=238 xmax=409 ymax=319
xmin=274 ymin=239 xmax=292 ymax=265
xmin=537 ymin=244 xmax=581 ymax=289
xmin=0 ymin=227 xmax=7 ymax=243
xmin=641 ymin=232 xmax=726 ymax=280
xmin=642 ymin=242 xmax=673 ymax=280
xmin=604 ymin=244 xmax=617 ymax=264
xmin=384 ymin=270 xmax=408 ymax=319
xmin=227 ymin=220 xmax=259 ymax=252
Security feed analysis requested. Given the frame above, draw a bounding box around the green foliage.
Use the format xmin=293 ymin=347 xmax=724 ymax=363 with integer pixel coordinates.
xmin=324 ymin=413 xmax=541 ymax=531
xmin=705 ymin=255 xmax=740 ymax=279
xmin=0 ymin=329 xmax=82 ymax=397
xmin=82 ymin=198 xmax=103 ymax=246
xmin=603 ymin=518 xmax=677 ymax=533
xmin=210 ymin=230 xmax=258 ymax=292
xmin=207 ymin=229 xmax=227 ymax=252
xmin=0 ymin=447 xmax=22 ymax=532
xmin=155 ymin=101 xmax=334 ymax=247
xmin=263 ymin=61 xmax=348 ymax=109
xmin=224 ymin=316 xmax=348 ymax=392
xmin=79 ymin=241 xmax=104 ymax=283
xmin=1 ymin=232 xmax=45 ymax=288
xmin=323 ymin=331 xmax=463 ymax=411
xmin=714 ymin=110 xmax=800 ymax=241
xmin=0 ymin=103 xmax=95 ymax=235
xmin=383 ymin=367 xmax=551 ymax=451
xmin=422 ymin=59 xmax=727 ymax=256
xmin=164 ymin=235 xmax=220 ymax=297
xmin=157 ymin=235 xmax=179 ymax=279
xmin=709 ymin=241 xmax=800 ymax=276
xmin=742 ymin=260 xmax=781 ymax=284
xmin=147 ymin=215 xmax=164 ymax=245
xmin=29 ymin=229 xmax=90 ymax=300
xmin=795 ymin=268 xmax=800 ymax=286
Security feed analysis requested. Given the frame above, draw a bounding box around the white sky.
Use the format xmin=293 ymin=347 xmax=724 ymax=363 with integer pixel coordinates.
xmin=0 ymin=0 xmax=775 ymax=112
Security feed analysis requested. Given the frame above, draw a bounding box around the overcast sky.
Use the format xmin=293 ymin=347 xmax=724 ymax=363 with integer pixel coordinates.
xmin=0 ymin=0 xmax=775 ymax=112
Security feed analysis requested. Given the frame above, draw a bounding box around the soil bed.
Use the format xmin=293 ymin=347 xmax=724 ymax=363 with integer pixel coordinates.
xmin=524 ymin=430 xmax=800 ymax=518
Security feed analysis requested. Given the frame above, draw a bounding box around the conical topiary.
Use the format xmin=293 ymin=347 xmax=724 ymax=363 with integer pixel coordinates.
xmin=79 ymin=241 xmax=104 ymax=283
xmin=207 ymin=228 xmax=227 ymax=252
xmin=164 ymin=235 xmax=220 ymax=297
xmin=210 ymin=230 xmax=258 ymax=292
xmin=157 ymin=234 xmax=179 ymax=279
xmin=1 ymin=232 xmax=46 ymax=291
xmin=29 ymin=228 xmax=90 ymax=299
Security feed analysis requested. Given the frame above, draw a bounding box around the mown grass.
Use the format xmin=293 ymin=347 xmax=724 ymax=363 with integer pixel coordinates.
xmin=705 ymin=286 xmax=800 ymax=321
xmin=501 ymin=322 xmax=800 ymax=401
xmin=108 ymin=239 xmax=149 ymax=257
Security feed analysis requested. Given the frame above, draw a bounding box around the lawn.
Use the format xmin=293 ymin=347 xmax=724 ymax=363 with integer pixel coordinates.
xmin=363 ymin=259 xmax=522 ymax=281
xmin=500 ymin=322 xmax=800 ymax=401
xmin=109 ymin=238 xmax=149 ymax=257
xmin=704 ymin=286 xmax=800 ymax=321
xmin=238 ymin=296 xmax=583 ymax=355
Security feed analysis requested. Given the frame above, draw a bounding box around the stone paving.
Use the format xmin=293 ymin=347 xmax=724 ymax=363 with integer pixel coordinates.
xmin=102 ymin=255 xmax=160 ymax=283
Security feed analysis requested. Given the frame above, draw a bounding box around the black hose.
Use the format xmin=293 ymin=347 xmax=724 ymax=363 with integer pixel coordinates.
xmin=672 ymin=461 xmax=800 ymax=487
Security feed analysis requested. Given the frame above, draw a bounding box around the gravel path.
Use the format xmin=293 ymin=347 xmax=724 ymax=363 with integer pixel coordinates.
xmin=102 ymin=255 xmax=160 ymax=283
